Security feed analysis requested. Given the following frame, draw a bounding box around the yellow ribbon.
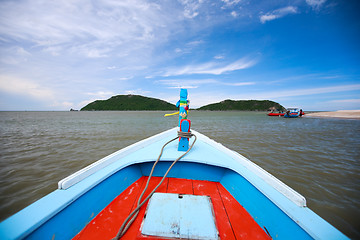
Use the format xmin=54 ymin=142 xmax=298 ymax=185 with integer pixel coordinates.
xmin=164 ymin=111 xmax=179 ymax=117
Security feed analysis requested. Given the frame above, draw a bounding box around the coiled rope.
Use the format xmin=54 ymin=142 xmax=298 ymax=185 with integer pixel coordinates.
xmin=113 ymin=131 xmax=196 ymax=239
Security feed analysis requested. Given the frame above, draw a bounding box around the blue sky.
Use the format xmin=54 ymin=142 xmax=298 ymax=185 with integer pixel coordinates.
xmin=0 ymin=0 xmax=359 ymax=111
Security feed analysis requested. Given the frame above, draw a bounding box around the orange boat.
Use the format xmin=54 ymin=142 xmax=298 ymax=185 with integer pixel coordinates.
xmin=268 ymin=112 xmax=285 ymax=116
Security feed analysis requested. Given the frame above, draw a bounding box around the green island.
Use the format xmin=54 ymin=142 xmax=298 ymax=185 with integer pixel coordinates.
xmin=197 ymin=99 xmax=285 ymax=111
xmin=81 ymin=95 xmax=177 ymax=111
xmin=80 ymin=95 xmax=285 ymax=111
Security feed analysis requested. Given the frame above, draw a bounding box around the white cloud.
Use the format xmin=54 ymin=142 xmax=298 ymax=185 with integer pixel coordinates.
xmin=214 ymin=55 xmax=225 ymax=59
xmin=125 ymin=89 xmax=151 ymax=95
xmin=224 ymin=82 xmax=255 ymax=86
xmin=51 ymin=101 xmax=74 ymax=109
xmin=86 ymin=91 xmax=115 ymax=99
xmin=221 ymin=0 xmax=242 ymax=7
xmin=320 ymin=99 xmax=360 ymax=111
xmin=155 ymin=79 xmax=217 ymax=89
xmin=260 ymin=14 xmax=277 ymax=23
xmin=306 ymin=0 xmax=327 ymax=9
xmin=244 ymin=84 xmax=360 ymax=100
xmin=0 ymin=0 xmax=174 ymax=59
xmin=280 ymin=84 xmax=360 ymax=97
xmin=0 ymin=75 xmax=55 ymax=100
xmin=118 ymin=77 xmax=133 ymax=81
xmin=15 ymin=47 xmax=31 ymax=57
xmin=42 ymin=46 xmax=63 ymax=56
xmin=179 ymin=0 xmax=202 ymax=19
xmin=187 ymin=40 xmax=204 ymax=46
xmin=163 ymin=57 xmax=258 ymax=76
xmin=231 ymin=11 xmax=238 ymax=17
xmin=169 ymin=85 xmax=199 ymax=89
xmin=83 ymin=48 xmax=110 ymax=58
xmin=173 ymin=40 xmax=205 ymax=56
xmin=260 ymin=6 xmax=298 ymax=23
xmin=78 ymin=91 xmax=116 ymax=109
xmin=0 ymin=46 xmax=32 ymax=65
xmin=329 ymin=99 xmax=360 ymax=103
xmin=155 ymin=79 xmax=255 ymax=89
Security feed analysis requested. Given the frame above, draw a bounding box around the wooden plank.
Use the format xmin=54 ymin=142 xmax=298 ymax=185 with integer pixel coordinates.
xmin=167 ymin=177 xmax=193 ymax=194
xmin=193 ymin=180 xmax=236 ymax=240
xmin=73 ymin=177 xmax=146 ymax=240
xmin=217 ymin=183 xmax=271 ymax=240
xmin=124 ymin=177 xmax=168 ymax=240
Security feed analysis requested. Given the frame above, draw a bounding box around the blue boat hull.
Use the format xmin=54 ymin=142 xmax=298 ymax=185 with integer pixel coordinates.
xmin=284 ymin=113 xmax=300 ymax=118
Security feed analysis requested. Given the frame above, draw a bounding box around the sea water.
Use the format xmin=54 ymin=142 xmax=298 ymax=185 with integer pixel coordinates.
xmin=0 ymin=111 xmax=359 ymax=238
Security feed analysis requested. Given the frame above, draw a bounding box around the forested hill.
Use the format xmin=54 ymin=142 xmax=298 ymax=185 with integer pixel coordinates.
xmin=197 ymin=100 xmax=285 ymax=111
xmin=81 ymin=95 xmax=285 ymax=111
xmin=81 ymin=95 xmax=177 ymax=111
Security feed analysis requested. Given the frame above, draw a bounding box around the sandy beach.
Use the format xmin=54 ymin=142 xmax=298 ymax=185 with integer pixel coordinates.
xmin=305 ymin=110 xmax=360 ymax=119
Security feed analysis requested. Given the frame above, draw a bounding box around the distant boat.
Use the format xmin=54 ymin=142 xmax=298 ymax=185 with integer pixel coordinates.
xmin=267 ymin=112 xmax=285 ymax=116
xmin=284 ymin=108 xmax=302 ymax=118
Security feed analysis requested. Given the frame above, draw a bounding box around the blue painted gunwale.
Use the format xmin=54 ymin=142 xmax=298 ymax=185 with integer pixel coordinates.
xmin=0 ymin=128 xmax=348 ymax=240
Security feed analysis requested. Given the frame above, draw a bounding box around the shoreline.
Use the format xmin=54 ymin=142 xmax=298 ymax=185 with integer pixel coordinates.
xmin=305 ymin=110 xmax=360 ymax=119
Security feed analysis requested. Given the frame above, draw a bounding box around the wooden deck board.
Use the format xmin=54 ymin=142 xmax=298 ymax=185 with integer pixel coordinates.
xmin=73 ymin=177 xmax=146 ymax=240
xmin=73 ymin=176 xmax=270 ymax=240
xmin=126 ymin=177 xmax=168 ymax=240
xmin=217 ymin=184 xmax=270 ymax=239
xmin=167 ymin=177 xmax=193 ymax=195
xmin=193 ymin=180 xmax=236 ymax=240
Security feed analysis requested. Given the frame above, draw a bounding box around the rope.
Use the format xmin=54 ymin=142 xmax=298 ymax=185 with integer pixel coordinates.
xmin=113 ymin=131 xmax=196 ymax=239
xmin=177 ymin=130 xmax=193 ymax=139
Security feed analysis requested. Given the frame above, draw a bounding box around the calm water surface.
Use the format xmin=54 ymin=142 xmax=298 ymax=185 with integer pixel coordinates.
xmin=0 ymin=111 xmax=359 ymax=238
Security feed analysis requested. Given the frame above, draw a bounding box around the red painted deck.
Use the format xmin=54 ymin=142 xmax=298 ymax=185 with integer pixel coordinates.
xmin=73 ymin=177 xmax=271 ymax=240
